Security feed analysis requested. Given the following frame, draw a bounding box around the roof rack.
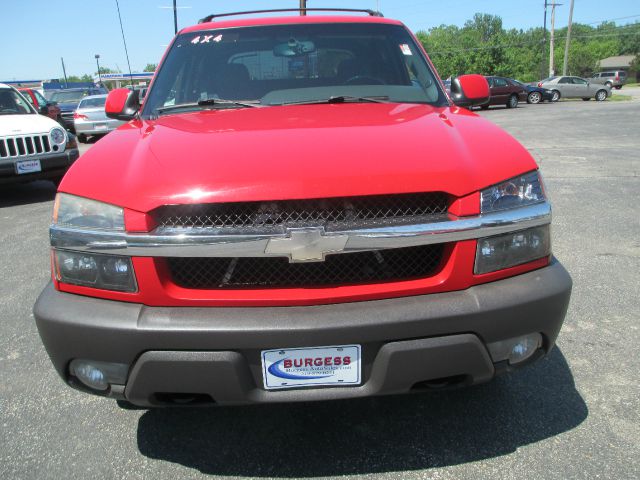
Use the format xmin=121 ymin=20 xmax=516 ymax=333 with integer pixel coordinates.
xmin=198 ymin=8 xmax=384 ymax=24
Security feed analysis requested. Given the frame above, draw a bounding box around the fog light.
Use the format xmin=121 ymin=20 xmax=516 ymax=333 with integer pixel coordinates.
xmin=487 ymin=333 xmax=542 ymax=365
xmin=69 ymin=359 xmax=129 ymax=391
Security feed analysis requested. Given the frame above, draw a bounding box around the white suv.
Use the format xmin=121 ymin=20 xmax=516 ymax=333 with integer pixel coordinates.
xmin=0 ymin=83 xmax=79 ymax=185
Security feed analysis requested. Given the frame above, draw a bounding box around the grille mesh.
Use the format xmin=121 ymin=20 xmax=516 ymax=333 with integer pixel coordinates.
xmin=168 ymin=244 xmax=445 ymax=289
xmin=154 ymin=193 xmax=449 ymax=231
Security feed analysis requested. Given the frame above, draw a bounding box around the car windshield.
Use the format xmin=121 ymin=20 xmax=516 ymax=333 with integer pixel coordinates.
xmin=143 ymin=22 xmax=446 ymax=117
xmin=78 ymin=97 xmax=106 ymax=109
xmin=0 ymin=88 xmax=34 ymax=115
xmin=50 ymin=90 xmax=89 ymax=103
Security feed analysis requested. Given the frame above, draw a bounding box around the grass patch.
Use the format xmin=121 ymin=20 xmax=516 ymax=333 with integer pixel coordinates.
xmin=609 ymin=94 xmax=632 ymax=101
xmin=622 ymin=82 xmax=639 ymax=88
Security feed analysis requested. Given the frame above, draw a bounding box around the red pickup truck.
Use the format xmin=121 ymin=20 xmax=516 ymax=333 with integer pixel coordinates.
xmin=34 ymin=9 xmax=571 ymax=407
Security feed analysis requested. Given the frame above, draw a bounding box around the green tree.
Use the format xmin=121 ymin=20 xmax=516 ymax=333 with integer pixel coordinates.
xmin=143 ymin=63 xmax=158 ymax=72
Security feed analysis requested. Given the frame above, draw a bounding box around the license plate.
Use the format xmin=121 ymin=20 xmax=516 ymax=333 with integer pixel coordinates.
xmin=94 ymin=123 xmax=107 ymax=130
xmin=15 ymin=159 xmax=41 ymax=175
xmin=261 ymin=344 xmax=361 ymax=390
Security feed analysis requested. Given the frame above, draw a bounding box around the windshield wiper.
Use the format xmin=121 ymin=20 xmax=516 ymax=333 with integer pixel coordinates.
xmin=155 ymin=98 xmax=262 ymax=116
xmin=276 ymin=95 xmax=390 ymax=106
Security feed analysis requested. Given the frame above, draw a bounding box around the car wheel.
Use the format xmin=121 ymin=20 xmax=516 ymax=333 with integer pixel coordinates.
xmin=582 ymin=98 xmax=591 ymax=101
xmin=551 ymin=90 xmax=561 ymax=102
xmin=527 ymin=91 xmax=542 ymax=104
xmin=77 ymin=134 xmax=87 ymax=143
xmin=595 ymin=90 xmax=607 ymax=101
xmin=506 ymin=94 xmax=518 ymax=108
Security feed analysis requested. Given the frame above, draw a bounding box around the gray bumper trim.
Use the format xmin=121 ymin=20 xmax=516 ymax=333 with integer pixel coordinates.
xmin=34 ymin=260 xmax=571 ymax=405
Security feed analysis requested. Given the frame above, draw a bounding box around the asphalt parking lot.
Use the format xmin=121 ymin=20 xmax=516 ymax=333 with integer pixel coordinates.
xmin=1 ymin=99 xmax=639 ymax=479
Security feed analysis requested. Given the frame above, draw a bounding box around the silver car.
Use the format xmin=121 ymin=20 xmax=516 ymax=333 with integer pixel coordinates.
xmin=73 ymin=95 xmax=124 ymax=143
xmin=539 ymin=76 xmax=610 ymax=102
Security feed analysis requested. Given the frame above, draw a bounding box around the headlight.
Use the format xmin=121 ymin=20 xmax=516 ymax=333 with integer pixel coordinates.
xmin=66 ymin=134 xmax=78 ymax=150
xmin=50 ymin=127 xmax=66 ymax=146
xmin=53 ymin=193 xmax=125 ymax=231
xmin=474 ymin=225 xmax=551 ymax=274
xmin=481 ymin=171 xmax=545 ymax=213
xmin=54 ymin=250 xmax=137 ymax=292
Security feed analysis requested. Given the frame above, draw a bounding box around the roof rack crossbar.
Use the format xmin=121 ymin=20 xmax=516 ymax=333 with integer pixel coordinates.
xmin=198 ymin=8 xmax=384 ymax=24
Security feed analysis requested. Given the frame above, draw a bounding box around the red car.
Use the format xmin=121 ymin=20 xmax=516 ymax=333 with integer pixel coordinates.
xmin=481 ymin=76 xmax=528 ymax=109
xmin=18 ymin=87 xmax=61 ymax=121
xmin=34 ymin=9 xmax=571 ymax=407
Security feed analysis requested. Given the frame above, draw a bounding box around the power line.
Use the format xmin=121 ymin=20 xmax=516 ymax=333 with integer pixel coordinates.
xmin=115 ymin=0 xmax=133 ymax=86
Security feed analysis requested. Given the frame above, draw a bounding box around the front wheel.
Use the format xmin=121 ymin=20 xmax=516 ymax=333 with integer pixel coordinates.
xmin=506 ymin=94 xmax=518 ymax=108
xmin=551 ymin=90 xmax=561 ymax=102
xmin=595 ymin=90 xmax=607 ymax=101
xmin=527 ymin=91 xmax=542 ymax=104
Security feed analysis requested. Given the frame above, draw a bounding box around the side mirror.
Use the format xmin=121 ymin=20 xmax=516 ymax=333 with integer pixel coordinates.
xmin=105 ymin=88 xmax=140 ymax=121
xmin=449 ymin=74 xmax=490 ymax=108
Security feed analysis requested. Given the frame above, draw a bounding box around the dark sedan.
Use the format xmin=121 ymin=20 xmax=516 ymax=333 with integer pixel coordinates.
xmin=510 ymin=79 xmax=555 ymax=104
xmin=481 ymin=76 xmax=527 ymax=109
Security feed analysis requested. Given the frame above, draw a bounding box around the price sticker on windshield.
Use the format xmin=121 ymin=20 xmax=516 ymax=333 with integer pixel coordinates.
xmin=400 ymin=44 xmax=412 ymax=55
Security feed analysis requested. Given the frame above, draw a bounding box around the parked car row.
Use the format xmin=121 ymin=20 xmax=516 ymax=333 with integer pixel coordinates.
xmin=446 ymin=73 xmax=613 ymax=109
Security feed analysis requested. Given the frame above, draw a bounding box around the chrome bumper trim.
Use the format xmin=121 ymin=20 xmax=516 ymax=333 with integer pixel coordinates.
xmin=50 ymin=202 xmax=551 ymax=259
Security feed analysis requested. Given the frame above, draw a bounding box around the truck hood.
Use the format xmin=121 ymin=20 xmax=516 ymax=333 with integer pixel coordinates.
xmin=61 ymin=103 xmax=537 ymax=213
xmin=0 ymin=113 xmax=60 ymax=136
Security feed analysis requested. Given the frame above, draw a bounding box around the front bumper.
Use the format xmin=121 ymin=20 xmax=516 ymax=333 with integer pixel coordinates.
xmin=0 ymin=148 xmax=79 ymax=184
xmin=34 ymin=260 xmax=572 ymax=406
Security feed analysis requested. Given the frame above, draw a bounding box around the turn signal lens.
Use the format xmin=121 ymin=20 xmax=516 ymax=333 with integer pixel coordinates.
xmin=54 ymin=250 xmax=137 ymax=292
xmin=474 ymin=225 xmax=551 ymax=274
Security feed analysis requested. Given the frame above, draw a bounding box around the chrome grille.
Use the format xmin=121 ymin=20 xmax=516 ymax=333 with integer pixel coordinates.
xmin=168 ymin=243 xmax=445 ymax=289
xmin=0 ymin=135 xmax=51 ymax=158
xmin=153 ymin=193 xmax=449 ymax=231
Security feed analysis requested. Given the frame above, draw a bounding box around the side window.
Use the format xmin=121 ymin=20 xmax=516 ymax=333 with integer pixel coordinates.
xmin=572 ymin=77 xmax=587 ymax=85
xmin=602 ymin=72 xmax=614 ymax=77
xmin=558 ymin=77 xmax=571 ymax=84
xmin=494 ymin=78 xmax=508 ymax=87
xmin=591 ymin=73 xmax=599 ymax=78
xmin=33 ymin=90 xmax=48 ymax=107
xmin=22 ymin=92 xmax=35 ymax=107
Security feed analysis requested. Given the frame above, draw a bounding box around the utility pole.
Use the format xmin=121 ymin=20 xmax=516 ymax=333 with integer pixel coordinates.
xmin=299 ymin=0 xmax=306 ymax=16
xmin=541 ymin=0 xmax=548 ymax=80
xmin=562 ymin=0 xmax=575 ymax=75
xmin=173 ymin=0 xmax=178 ymax=35
xmin=549 ymin=3 xmax=562 ymax=77
xmin=61 ymin=57 xmax=68 ymax=88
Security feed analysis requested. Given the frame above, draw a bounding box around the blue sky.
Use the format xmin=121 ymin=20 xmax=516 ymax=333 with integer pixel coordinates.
xmin=1 ymin=0 xmax=638 ymax=80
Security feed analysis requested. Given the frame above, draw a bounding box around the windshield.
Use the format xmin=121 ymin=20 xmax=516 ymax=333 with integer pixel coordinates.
xmin=78 ymin=97 xmax=106 ymax=109
xmin=50 ymin=90 xmax=89 ymax=103
xmin=143 ymin=22 xmax=445 ymax=117
xmin=0 ymin=88 xmax=34 ymax=115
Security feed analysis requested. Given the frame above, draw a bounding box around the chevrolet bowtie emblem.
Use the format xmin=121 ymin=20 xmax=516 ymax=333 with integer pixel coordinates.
xmin=264 ymin=228 xmax=349 ymax=263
